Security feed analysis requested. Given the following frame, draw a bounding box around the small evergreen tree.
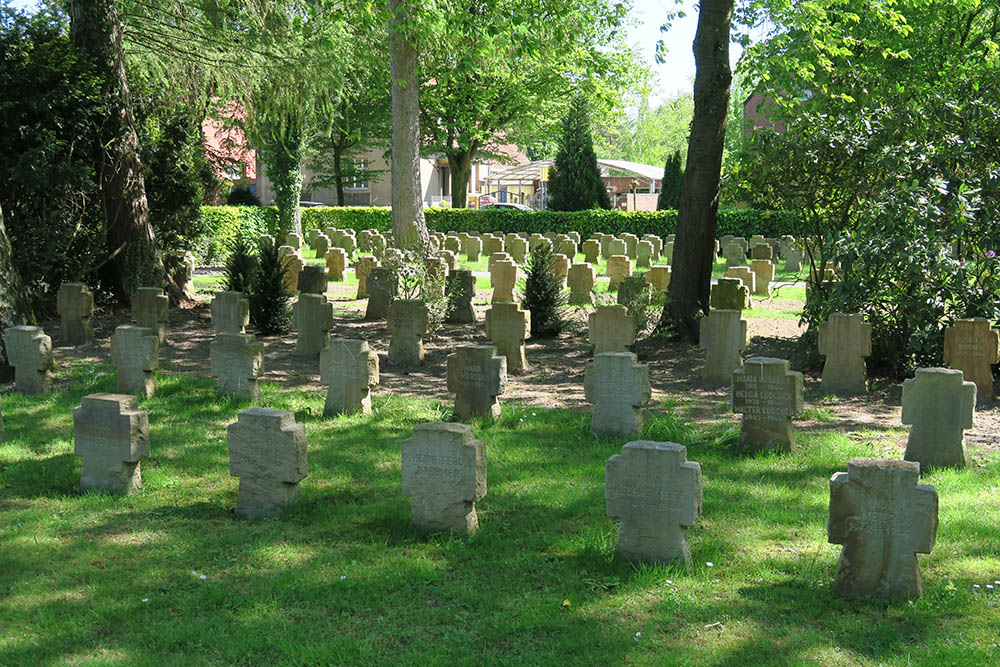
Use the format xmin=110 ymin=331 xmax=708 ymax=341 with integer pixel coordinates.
xmin=657 ymin=150 xmax=684 ymax=210
xmin=248 ymin=239 xmax=292 ymax=334
xmin=223 ymin=236 xmax=258 ymax=294
xmin=521 ymin=244 xmax=568 ymax=337
xmin=547 ymin=96 xmax=611 ymax=211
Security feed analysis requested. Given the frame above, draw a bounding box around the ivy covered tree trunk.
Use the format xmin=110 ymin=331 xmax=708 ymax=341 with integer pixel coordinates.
xmin=70 ymin=0 xmax=165 ymax=302
xmin=332 ymin=144 xmax=345 ymax=206
xmin=447 ymin=146 xmax=476 ymax=209
xmin=0 ymin=205 xmax=36 ymax=370
xmin=268 ymin=140 xmax=304 ymax=238
xmin=389 ymin=0 xmax=429 ymax=250
xmin=662 ymin=0 xmax=733 ymax=342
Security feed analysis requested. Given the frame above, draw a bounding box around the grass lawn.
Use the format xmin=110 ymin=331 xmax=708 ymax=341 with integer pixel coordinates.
xmin=2 ymin=363 xmax=998 ymax=664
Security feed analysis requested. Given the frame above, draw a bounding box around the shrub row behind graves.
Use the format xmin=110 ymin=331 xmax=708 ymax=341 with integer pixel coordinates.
xmin=196 ymin=206 xmax=279 ymax=264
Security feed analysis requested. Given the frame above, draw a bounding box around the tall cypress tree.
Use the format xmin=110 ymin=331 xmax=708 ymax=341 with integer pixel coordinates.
xmin=547 ymin=97 xmax=611 ymax=211
xmin=657 ymin=150 xmax=684 ymax=210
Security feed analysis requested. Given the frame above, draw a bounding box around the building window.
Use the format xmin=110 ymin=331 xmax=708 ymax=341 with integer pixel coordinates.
xmin=346 ymin=160 xmax=369 ymax=190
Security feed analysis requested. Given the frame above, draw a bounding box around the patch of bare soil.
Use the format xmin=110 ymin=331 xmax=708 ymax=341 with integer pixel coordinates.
xmin=37 ymin=279 xmax=999 ymax=459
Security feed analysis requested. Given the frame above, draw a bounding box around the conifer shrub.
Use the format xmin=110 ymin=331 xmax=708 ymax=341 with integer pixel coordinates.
xmin=223 ymin=236 xmax=258 ymax=294
xmin=657 ymin=151 xmax=684 ymax=210
xmin=247 ymin=239 xmax=292 ymax=334
xmin=521 ymin=244 xmax=568 ymax=337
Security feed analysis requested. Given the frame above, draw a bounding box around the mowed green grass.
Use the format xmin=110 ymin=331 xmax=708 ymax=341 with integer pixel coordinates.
xmin=2 ymin=363 xmax=999 ymax=665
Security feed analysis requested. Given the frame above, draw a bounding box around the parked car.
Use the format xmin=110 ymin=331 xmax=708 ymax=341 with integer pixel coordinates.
xmin=299 ymin=200 xmax=326 ymax=207
xmin=481 ymin=203 xmax=534 ymax=211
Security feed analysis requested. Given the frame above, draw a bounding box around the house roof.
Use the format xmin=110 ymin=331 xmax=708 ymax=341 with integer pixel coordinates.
xmin=483 ymin=158 xmax=663 ymax=184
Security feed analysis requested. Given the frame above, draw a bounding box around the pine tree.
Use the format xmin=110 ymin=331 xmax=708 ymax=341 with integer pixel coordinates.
xmin=248 ymin=239 xmax=292 ymax=334
xmin=657 ymin=150 xmax=684 ymax=210
xmin=521 ymin=244 xmax=568 ymax=337
xmin=547 ymin=97 xmax=611 ymax=211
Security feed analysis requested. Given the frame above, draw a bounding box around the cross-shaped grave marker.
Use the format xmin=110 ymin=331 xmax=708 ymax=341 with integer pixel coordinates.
xmin=585 ymin=352 xmax=651 ymax=438
xmin=387 ymin=299 xmax=429 ymax=369
xmin=902 ymin=367 xmax=975 ymax=469
xmin=211 ymin=333 xmax=263 ymax=401
xmin=606 ymin=440 xmax=702 ymax=565
xmin=56 ymin=282 xmax=94 ymax=345
xmin=588 ymin=305 xmax=635 ymax=354
xmin=3 ymin=325 xmax=54 ymax=394
xmin=228 ymin=407 xmax=308 ymax=517
xmin=699 ymin=310 xmax=747 ymax=385
xmin=943 ymin=318 xmax=999 ymax=403
xmin=485 ymin=302 xmax=531 ymax=373
xmin=131 ymin=287 xmax=168 ymax=345
xmin=401 ymin=422 xmax=487 ymax=535
xmin=829 ymin=458 xmax=937 ymax=599
xmin=294 ymin=294 xmax=334 ymax=358
xmin=818 ymin=312 xmax=872 ymax=394
xmin=710 ymin=277 xmax=750 ymax=311
xmin=111 ymin=325 xmax=158 ymax=397
xmin=74 ymin=393 xmax=150 ymax=494
xmin=567 ymin=262 xmax=596 ymax=305
xmin=446 ymin=345 xmax=507 ymax=420
xmin=731 ymin=357 xmax=803 ymax=452
xmin=490 ymin=258 xmax=518 ymax=303
xmin=210 ymin=291 xmax=249 ymax=334
xmin=320 ymin=338 xmax=379 ymax=416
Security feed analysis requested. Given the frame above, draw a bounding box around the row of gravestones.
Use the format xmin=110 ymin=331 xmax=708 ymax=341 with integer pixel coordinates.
xmin=66 ymin=390 xmax=939 ymax=601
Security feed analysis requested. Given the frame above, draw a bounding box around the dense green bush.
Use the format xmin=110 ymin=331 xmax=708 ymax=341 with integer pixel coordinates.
xmin=247 ymin=239 xmax=292 ymax=334
xmin=227 ymin=186 xmax=261 ymax=206
xmin=521 ymin=244 xmax=568 ymax=337
xmin=196 ymin=206 xmax=278 ymax=264
xmin=223 ymin=236 xmax=258 ymax=294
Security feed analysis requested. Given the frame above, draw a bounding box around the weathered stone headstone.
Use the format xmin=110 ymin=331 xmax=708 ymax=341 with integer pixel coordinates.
xmin=228 ymin=407 xmax=308 ymax=517
xmin=550 ymin=253 xmax=570 ymax=288
xmin=355 ymin=256 xmax=379 ymax=299
xmin=444 ymin=235 xmax=461 ymax=254
xmin=132 ymin=287 xmax=168 ymax=345
xmin=723 ymin=266 xmax=756 ymax=294
xmin=943 ymin=318 xmax=999 ymax=403
xmin=829 ymin=458 xmax=938 ymax=599
xmin=644 ymin=266 xmax=671 ymax=293
xmin=507 ymin=237 xmax=528 ymax=264
xmin=111 ymin=325 xmax=158 ymax=397
xmin=423 ymin=256 xmax=448 ymax=299
xmin=723 ymin=242 xmax=747 ymax=268
xmin=297 ymin=265 xmax=328 ymax=294
xmin=902 ymin=367 xmax=975 ymax=469
xmin=599 ymin=233 xmax=613 ymax=259
xmin=751 ymin=243 xmax=773 ymax=260
xmin=818 ymin=313 xmax=872 ymax=394
xmin=606 ymin=440 xmax=702 ymax=565
xmin=585 ymin=352 xmax=651 ymax=438
xmin=3 ymin=325 xmax=53 ymax=393
xmin=312 ymin=233 xmax=330 ymax=258
xmin=582 ymin=239 xmax=601 ymax=263
xmin=568 ymin=262 xmax=596 ymax=305
xmin=636 ymin=240 xmax=653 ymax=268
xmin=620 ymin=233 xmax=637 ymax=259
xmin=364 ymin=267 xmax=397 ymax=320
xmin=485 ymin=236 xmax=505 ymax=256
xmin=74 ymin=393 xmax=149 ymax=494
xmin=558 ymin=238 xmax=577 ymax=258
xmin=784 ymin=244 xmax=802 ymax=272
xmin=588 ymin=305 xmax=635 ymax=354
xmin=326 ymin=247 xmax=348 ymax=281
xmin=608 ymin=238 xmax=627 ymax=257
xmin=749 ymin=259 xmax=774 ymax=296
xmin=294 ymin=293 xmax=334 ymax=358
xmin=168 ymin=250 xmax=196 ymax=296
xmin=779 ymin=235 xmax=796 ymax=259
xmin=731 ymin=357 xmax=804 ymax=452
xmin=710 ymin=277 xmax=750 ymax=311
xmin=490 ymin=258 xmax=518 ymax=303
xmin=446 ymin=345 xmax=507 ymax=420
xmin=662 ymin=241 xmax=675 ymax=265
xmin=320 ymin=338 xmax=379 ymax=416
xmin=56 ymin=283 xmax=94 ymax=345
xmin=463 ymin=236 xmax=482 ymax=262
xmin=387 ymin=299 xmax=429 ymax=369
xmin=485 ymin=302 xmax=530 ymax=373
xmin=401 ymin=422 xmax=486 ymax=535
xmin=369 ymin=233 xmax=387 ymax=259
xmin=281 ymin=252 xmax=304 ymax=296
xmin=284 ymin=233 xmax=302 ymax=249
xmin=211 ymin=333 xmax=263 ymax=401
xmin=211 ymin=291 xmax=250 ymax=334
xmin=445 ymin=269 xmax=476 ymax=323
xmin=643 ymin=234 xmax=662 ymax=261
xmin=339 ymin=232 xmax=356 ymax=257
xmin=700 ymin=310 xmax=747 ymax=385
xmin=606 ymin=255 xmax=632 ymax=291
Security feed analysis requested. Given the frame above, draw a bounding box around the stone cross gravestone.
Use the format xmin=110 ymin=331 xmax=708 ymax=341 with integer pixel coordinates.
xmin=731 ymin=357 xmax=804 ymax=452
xmin=661 ymin=241 xmax=674 ymax=265
xmin=829 ymin=458 xmax=938 ymax=599
xmin=567 ymin=262 xmax=596 ymax=305
xmin=724 ymin=266 xmax=756 ymax=295
xmin=446 ymin=345 xmax=507 ymax=420
xmin=485 ymin=302 xmax=531 ymax=373
xmin=74 ymin=393 xmax=150 ymax=495
xmin=644 ymin=266 xmax=671 ymax=293
xmin=902 ymin=367 xmax=975 ymax=469
xmin=167 ymin=251 xmax=196 ymax=297
xmin=606 ymin=440 xmax=702 ymax=565
xmin=943 ymin=318 xmax=999 ymax=403
xmin=387 ymin=299 xmax=429 ymax=369
xmin=485 ymin=236 xmax=505 ymax=256
xmin=588 ymin=305 xmax=635 ymax=354
xmin=364 ymin=267 xmax=397 ymax=320
xmin=582 ymin=239 xmax=601 ymax=263
xmin=749 ymin=259 xmax=774 ymax=296
xmin=298 ymin=265 xmax=328 ymax=294
xmin=609 ymin=238 xmax=627 ymax=257
xmin=818 ymin=313 xmax=872 ymax=394
xmin=312 ymin=233 xmax=330 ymax=258
xmin=710 ymin=277 xmax=750 ymax=311
xmin=57 ymin=282 xmax=94 ymax=345
xmin=622 ymin=233 xmax=639 ymax=259
xmin=284 ymin=233 xmax=302 ymax=249
xmin=132 ymin=287 xmax=168 ymax=345
xmin=699 ymin=310 xmax=747 ymax=385
xmin=111 ymin=325 xmax=158 ymax=397
xmin=558 ymin=239 xmax=577 ymax=258
xmin=281 ymin=252 xmax=304 ymax=296
xmin=320 ymin=338 xmax=380 ymax=416
xmin=294 ymin=294 xmax=334 ymax=358
xmin=401 ymin=422 xmax=487 ymax=535
xmin=326 ymin=247 xmax=348 ymax=281
xmin=643 ymin=234 xmax=662 ymax=260
xmin=490 ymin=259 xmax=518 ymax=303
xmin=463 ymin=236 xmax=482 ymax=262
xmin=723 ymin=242 xmax=747 ymax=267
xmin=636 ymin=240 xmax=653 ymax=268
xmin=606 ymin=256 xmax=632 ymax=291
xmin=784 ymin=244 xmax=802 ymax=272
xmin=507 ymin=237 xmax=528 ymax=264
xmin=3 ymin=325 xmax=54 ymax=393
xmin=445 ymin=270 xmax=476 ymax=323
xmin=211 ymin=291 xmax=250 ymax=334
xmin=751 ymin=243 xmax=773 ymax=260
xmin=423 ymin=256 xmax=448 ymax=299
xmin=228 ymin=407 xmax=308 ymax=517
xmin=211 ymin=333 xmax=263 ymax=401
xmin=585 ymin=352 xmax=651 ymax=438
xmin=355 ymin=256 xmax=379 ymax=299
xmin=550 ymin=253 xmax=570 ymax=289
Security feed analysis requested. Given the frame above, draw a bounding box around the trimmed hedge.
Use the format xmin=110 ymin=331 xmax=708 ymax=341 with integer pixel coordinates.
xmin=196 ymin=206 xmax=278 ymax=264
xmin=196 ymin=206 xmax=803 ymax=259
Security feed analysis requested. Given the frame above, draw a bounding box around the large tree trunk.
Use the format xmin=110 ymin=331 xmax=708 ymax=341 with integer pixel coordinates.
xmin=269 ymin=137 xmax=304 ymax=237
xmin=70 ymin=0 xmax=167 ymax=303
xmin=0 ymin=205 xmax=36 ymax=372
xmin=389 ymin=0 xmax=429 ymax=251
xmin=333 ymin=144 xmax=345 ymax=206
xmin=660 ymin=0 xmax=733 ymax=342
xmin=447 ymin=148 xmax=475 ymax=209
